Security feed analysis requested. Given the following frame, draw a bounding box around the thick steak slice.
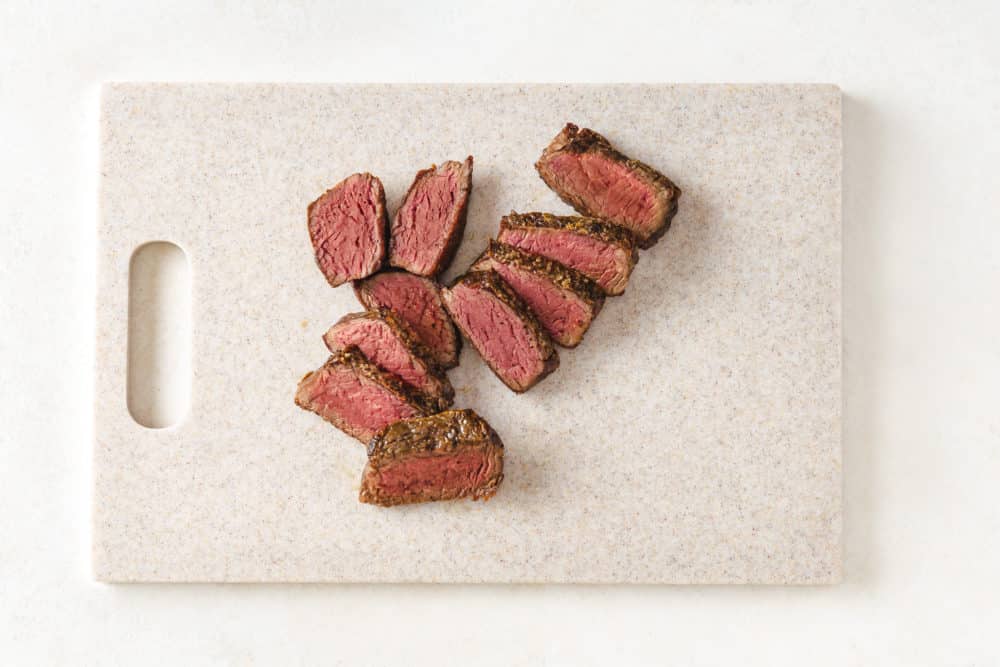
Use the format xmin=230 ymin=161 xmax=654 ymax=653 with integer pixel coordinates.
xmin=442 ymin=270 xmax=558 ymax=393
xmin=535 ymin=124 xmax=681 ymax=248
xmin=322 ymin=309 xmax=454 ymax=411
xmin=389 ymin=157 xmax=473 ymax=276
xmin=360 ymin=409 xmax=504 ymax=507
xmin=470 ymin=240 xmax=604 ymax=348
xmin=353 ymin=270 xmax=461 ymax=369
xmin=294 ymin=346 xmax=435 ymax=443
xmin=498 ymin=211 xmax=638 ymax=296
xmin=307 ymin=173 xmax=388 ymax=287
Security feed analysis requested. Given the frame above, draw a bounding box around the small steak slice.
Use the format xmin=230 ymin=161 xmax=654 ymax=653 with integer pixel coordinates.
xmin=307 ymin=172 xmax=388 ymax=287
xmin=535 ymin=124 xmax=681 ymax=248
xmin=294 ymin=346 xmax=435 ymax=443
xmin=389 ymin=157 xmax=473 ymax=276
xmin=470 ymin=240 xmax=605 ymax=348
xmin=498 ymin=211 xmax=638 ymax=296
xmin=353 ymin=270 xmax=461 ymax=369
xmin=322 ymin=309 xmax=454 ymax=411
xmin=359 ymin=409 xmax=504 ymax=507
xmin=442 ymin=270 xmax=558 ymax=393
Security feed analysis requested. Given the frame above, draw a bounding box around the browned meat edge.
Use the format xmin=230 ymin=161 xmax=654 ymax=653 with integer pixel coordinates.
xmin=389 ymin=156 xmax=473 ymax=277
xmin=352 ymin=269 xmax=462 ymax=369
xmin=501 ymin=211 xmax=639 ymax=251
xmin=360 ymin=409 xmax=505 ymax=507
xmin=472 ymin=239 xmax=606 ymax=313
xmin=294 ymin=346 xmax=439 ymax=439
xmin=445 ymin=270 xmax=559 ymax=393
xmin=306 ymin=173 xmax=389 ymax=286
xmin=322 ymin=308 xmax=454 ymax=411
xmin=535 ymin=124 xmax=681 ymax=248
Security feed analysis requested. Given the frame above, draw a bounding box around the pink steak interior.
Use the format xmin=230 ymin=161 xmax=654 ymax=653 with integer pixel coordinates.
xmin=365 ymin=274 xmax=452 ymax=363
xmin=498 ymin=226 xmax=631 ymax=295
xmin=546 ymin=152 xmax=661 ymax=236
xmin=483 ymin=260 xmax=590 ymax=346
xmin=375 ymin=449 xmax=496 ymax=497
xmin=302 ymin=364 xmax=421 ymax=440
xmin=310 ymin=174 xmax=383 ymax=283
xmin=445 ymin=282 xmax=542 ymax=389
xmin=391 ymin=167 xmax=460 ymax=274
xmin=326 ymin=319 xmax=431 ymax=395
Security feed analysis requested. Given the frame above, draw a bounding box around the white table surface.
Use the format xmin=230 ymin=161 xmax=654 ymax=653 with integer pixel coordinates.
xmin=1 ymin=1 xmax=997 ymax=664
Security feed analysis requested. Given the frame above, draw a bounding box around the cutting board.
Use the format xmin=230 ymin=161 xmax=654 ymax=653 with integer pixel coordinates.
xmin=94 ymin=84 xmax=842 ymax=583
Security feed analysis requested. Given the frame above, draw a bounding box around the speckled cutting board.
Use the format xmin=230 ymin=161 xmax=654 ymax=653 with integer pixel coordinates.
xmin=94 ymin=84 xmax=841 ymax=583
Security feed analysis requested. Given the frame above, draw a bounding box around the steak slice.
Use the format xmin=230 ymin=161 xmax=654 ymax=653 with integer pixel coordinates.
xmin=389 ymin=157 xmax=473 ymax=276
xmin=470 ymin=240 xmax=605 ymax=348
xmin=442 ymin=270 xmax=559 ymax=393
xmin=535 ymin=124 xmax=681 ymax=248
xmin=353 ymin=270 xmax=461 ymax=369
xmin=307 ymin=172 xmax=388 ymax=287
xmin=359 ymin=409 xmax=504 ymax=507
xmin=498 ymin=211 xmax=638 ymax=296
xmin=294 ymin=346 xmax=436 ymax=443
xmin=322 ymin=309 xmax=454 ymax=411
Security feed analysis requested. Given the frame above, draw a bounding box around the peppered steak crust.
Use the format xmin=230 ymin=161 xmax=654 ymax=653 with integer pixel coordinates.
xmin=322 ymin=309 xmax=454 ymax=411
xmin=473 ymin=240 xmax=606 ymax=308
xmin=360 ymin=409 xmax=505 ymax=506
xmin=501 ymin=211 xmax=638 ymax=251
xmin=294 ymin=346 xmax=438 ymax=441
xmin=470 ymin=240 xmax=605 ymax=348
xmin=498 ymin=211 xmax=639 ymax=296
xmin=535 ymin=124 xmax=681 ymax=248
xmin=444 ymin=270 xmax=559 ymax=392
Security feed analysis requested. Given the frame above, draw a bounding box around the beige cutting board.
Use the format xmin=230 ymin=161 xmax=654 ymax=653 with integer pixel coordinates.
xmin=94 ymin=83 xmax=842 ymax=583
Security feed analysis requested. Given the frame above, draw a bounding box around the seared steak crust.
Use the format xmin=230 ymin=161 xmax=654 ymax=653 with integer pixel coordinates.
xmin=535 ymin=124 xmax=680 ymax=248
xmin=359 ymin=409 xmax=505 ymax=507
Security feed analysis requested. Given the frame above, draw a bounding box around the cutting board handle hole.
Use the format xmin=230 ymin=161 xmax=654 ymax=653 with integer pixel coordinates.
xmin=126 ymin=241 xmax=191 ymax=429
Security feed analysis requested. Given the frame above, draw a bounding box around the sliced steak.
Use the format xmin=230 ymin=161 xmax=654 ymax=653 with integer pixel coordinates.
xmin=498 ymin=211 xmax=638 ymax=296
xmin=389 ymin=157 xmax=473 ymax=276
xmin=307 ymin=172 xmax=388 ymax=287
xmin=535 ymin=124 xmax=681 ymax=248
xmin=294 ymin=346 xmax=435 ymax=443
xmin=353 ymin=270 xmax=461 ymax=369
xmin=470 ymin=240 xmax=604 ymax=348
xmin=442 ymin=270 xmax=558 ymax=393
xmin=322 ymin=310 xmax=454 ymax=411
xmin=359 ymin=409 xmax=504 ymax=507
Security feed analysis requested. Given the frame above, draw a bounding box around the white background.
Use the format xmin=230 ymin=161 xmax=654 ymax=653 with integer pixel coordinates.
xmin=1 ymin=1 xmax=998 ymax=664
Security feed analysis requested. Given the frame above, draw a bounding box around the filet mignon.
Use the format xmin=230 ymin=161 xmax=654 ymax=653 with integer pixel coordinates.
xmin=470 ymin=240 xmax=605 ymax=348
xmin=442 ymin=270 xmax=558 ymax=393
xmin=497 ymin=211 xmax=638 ymax=296
xmin=294 ymin=346 xmax=436 ymax=443
xmin=359 ymin=409 xmax=504 ymax=507
xmin=353 ymin=270 xmax=461 ymax=369
xmin=389 ymin=157 xmax=473 ymax=276
xmin=535 ymin=124 xmax=681 ymax=248
xmin=322 ymin=309 xmax=454 ymax=411
xmin=307 ymin=172 xmax=388 ymax=287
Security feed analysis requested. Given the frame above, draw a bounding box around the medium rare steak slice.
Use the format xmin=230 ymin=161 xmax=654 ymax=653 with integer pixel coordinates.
xmin=389 ymin=157 xmax=473 ymax=276
xmin=535 ymin=124 xmax=681 ymax=248
xmin=294 ymin=346 xmax=436 ymax=443
xmin=322 ymin=309 xmax=454 ymax=411
xmin=359 ymin=409 xmax=504 ymax=507
xmin=353 ymin=270 xmax=461 ymax=369
xmin=470 ymin=240 xmax=605 ymax=348
xmin=442 ymin=270 xmax=558 ymax=393
xmin=498 ymin=211 xmax=638 ymax=296
xmin=307 ymin=172 xmax=388 ymax=287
